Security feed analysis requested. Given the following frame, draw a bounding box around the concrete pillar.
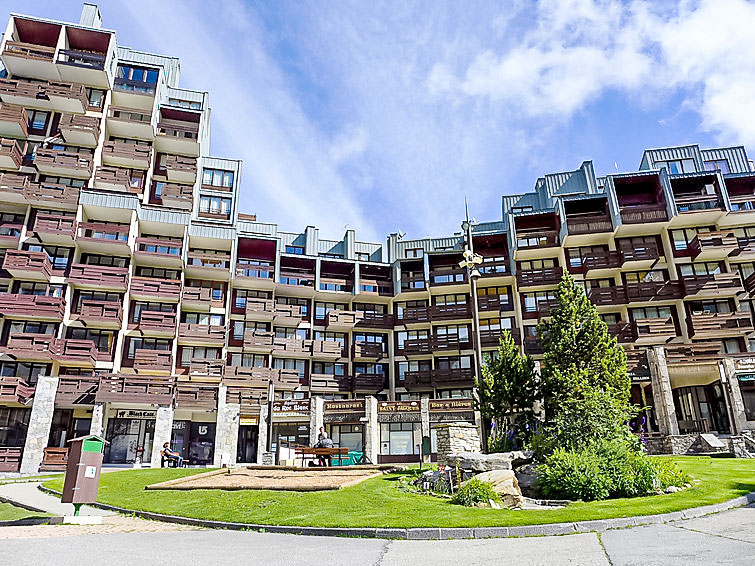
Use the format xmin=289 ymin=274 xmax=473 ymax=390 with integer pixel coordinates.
xmin=648 ymin=346 xmax=679 ymax=436
xmin=149 ymin=405 xmax=174 ymax=468
xmin=89 ymin=403 xmax=105 ymax=437
xmin=20 ymin=375 xmax=59 ymax=475
xmin=721 ymin=359 xmax=750 ymax=434
xmin=364 ymin=396 xmax=379 ymax=464
xmin=256 ymin=404 xmax=269 ymax=465
xmin=213 ymin=385 xmax=240 ymax=467
xmin=309 ymin=396 xmax=324 ymax=446
xmin=420 ymin=397 xmax=430 ymax=463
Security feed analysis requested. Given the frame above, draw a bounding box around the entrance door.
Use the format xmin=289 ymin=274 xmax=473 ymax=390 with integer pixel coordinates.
xmin=237 ymin=425 xmax=259 ymax=463
xmin=105 ymin=418 xmax=155 ymax=463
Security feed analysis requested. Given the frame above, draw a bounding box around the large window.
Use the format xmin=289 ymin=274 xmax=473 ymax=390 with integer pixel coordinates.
xmin=182 ymin=312 xmax=224 ymax=326
xmin=8 ymin=321 xmax=56 ymax=335
xmin=272 ymin=358 xmax=306 ymax=380
xmin=24 ymin=244 xmax=72 ymax=271
xmin=202 ymin=168 xmax=234 ymax=188
xmin=229 ymin=353 xmax=266 ymax=367
xmin=704 ymin=159 xmax=730 ymax=174
xmin=0 ymin=362 xmax=51 ymax=384
xmin=127 ymin=338 xmax=171 ymax=358
xmin=315 ymin=302 xmax=346 ymax=319
xmin=670 ymin=226 xmax=715 ymax=252
xmin=180 ymin=346 xmax=221 ymax=366
xmin=67 ymin=328 xmax=115 ymax=353
xmin=678 ymin=262 xmax=722 ymax=277
xmin=654 ymin=158 xmax=696 ymax=174
xmin=380 ymin=423 xmax=420 ymax=456
xmin=0 ymin=407 xmax=30 ymax=447
xmin=199 ymin=195 xmax=232 ymax=217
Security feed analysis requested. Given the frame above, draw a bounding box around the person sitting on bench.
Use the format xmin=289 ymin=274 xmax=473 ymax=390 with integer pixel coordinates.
xmin=161 ymin=442 xmax=184 ymax=468
xmin=314 ymin=430 xmax=334 ymax=467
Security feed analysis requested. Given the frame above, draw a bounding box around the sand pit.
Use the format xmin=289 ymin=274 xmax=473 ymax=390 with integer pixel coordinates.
xmin=146 ymin=465 xmax=400 ymax=492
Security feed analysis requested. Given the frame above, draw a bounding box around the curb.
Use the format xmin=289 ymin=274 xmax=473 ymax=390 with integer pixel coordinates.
xmin=36 ymin=484 xmax=755 ymax=539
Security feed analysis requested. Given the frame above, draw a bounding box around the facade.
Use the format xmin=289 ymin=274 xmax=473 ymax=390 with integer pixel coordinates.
xmin=1 ymin=5 xmax=754 ymax=474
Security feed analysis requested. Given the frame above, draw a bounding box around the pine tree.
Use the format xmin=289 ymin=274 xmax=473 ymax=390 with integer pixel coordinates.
xmin=476 ymin=329 xmax=539 ymax=451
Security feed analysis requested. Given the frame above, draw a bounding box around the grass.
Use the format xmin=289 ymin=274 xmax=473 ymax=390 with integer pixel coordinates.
xmin=42 ymin=457 xmax=755 ymax=529
xmin=0 ymin=501 xmax=51 ymax=522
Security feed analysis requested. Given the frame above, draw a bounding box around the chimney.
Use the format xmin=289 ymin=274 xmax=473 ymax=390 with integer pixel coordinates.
xmin=79 ymin=3 xmax=102 ymax=29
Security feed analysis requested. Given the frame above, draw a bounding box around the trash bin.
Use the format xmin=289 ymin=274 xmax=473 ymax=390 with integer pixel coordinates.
xmin=61 ymin=435 xmax=108 ymax=515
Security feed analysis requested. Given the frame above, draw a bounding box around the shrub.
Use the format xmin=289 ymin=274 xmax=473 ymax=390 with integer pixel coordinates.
xmin=654 ymin=457 xmax=692 ymax=489
xmin=537 ymin=447 xmax=611 ymax=501
xmin=451 ymin=479 xmax=501 ymax=507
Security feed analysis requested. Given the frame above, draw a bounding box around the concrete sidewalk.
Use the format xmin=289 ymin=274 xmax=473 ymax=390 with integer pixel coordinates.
xmin=0 ymin=482 xmax=114 ymax=517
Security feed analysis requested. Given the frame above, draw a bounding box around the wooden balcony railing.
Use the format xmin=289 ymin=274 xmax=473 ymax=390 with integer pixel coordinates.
xmin=56 ymin=374 xmax=99 ymax=405
xmin=402 ymin=369 xmax=433 ymax=387
xmin=96 ymin=374 xmax=174 ymax=404
xmin=605 ymin=322 xmax=637 ymax=343
xmin=310 ymin=339 xmax=344 ymax=358
xmin=93 ymin=166 xmax=138 ymax=193
xmin=186 ymin=251 xmax=231 ymax=270
xmin=478 ymin=257 xmax=510 ymax=276
xmin=619 ymin=203 xmax=668 ymax=224
xmin=433 ymin=334 xmax=472 ymax=351
xmin=588 ymin=286 xmax=628 ymax=306
xmin=0 ymin=447 xmax=22 ymax=472
xmin=523 ymin=336 xmax=543 ymax=355
xmin=579 ymin=250 xmax=622 ymax=273
xmin=355 ymin=311 xmax=395 ymax=328
xmin=160 ymin=183 xmax=194 ymax=209
xmin=433 ymin=368 xmax=475 ymax=385
xmin=34 ymin=148 xmax=93 ymax=177
xmin=616 ymin=240 xmax=661 ymax=263
xmin=400 ymin=337 xmax=433 ymax=355
xmin=77 ymin=221 xmax=130 ymax=243
xmin=430 ymin=304 xmax=472 ymax=320
xmin=77 ymin=300 xmax=122 ymax=325
xmin=352 ymin=342 xmax=386 ymax=358
xmin=2 ymin=249 xmax=52 ymax=279
xmin=477 ymin=295 xmax=515 ymax=312
xmin=309 ymin=373 xmax=351 ymax=392
xmin=516 ymin=229 xmax=559 ymax=249
xmin=235 ymin=262 xmax=274 ymax=279
xmin=129 ymin=276 xmax=182 ymax=300
xmin=681 ymin=272 xmax=743 ymax=297
xmin=23 ymin=182 xmax=80 ymax=207
xmin=59 ymin=113 xmax=100 ymax=143
xmin=133 ymin=311 xmax=177 ymax=334
xmin=480 ymin=327 xmax=520 ymax=347
xmin=56 ymin=49 xmax=106 ymax=70
xmin=54 ymin=339 xmax=98 ymax=366
xmin=188 ymin=358 xmax=224 ymax=377
xmin=326 ymin=310 xmax=364 ymax=328
xmin=157 ymin=121 xmax=199 ymax=140
xmin=32 ymin=213 xmax=76 ymax=239
xmin=182 ymin=286 xmax=213 ymax=304
xmin=674 ymin=193 xmax=722 ymax=212
xmin=244 ymin=298 xmax=275 ymax=318
xmin=0 ymin=171 xmax=32 ymax=195
xmin=243 ymin=330 xmax=275 ymax=350
xmin=664 ymin=342 xmax=721 ymax=365
xmin=175 ymin=382 xmax=218 ymax=410
xmin=625 ymin=280 xmax=684 ymax=302
xmin=2 ymin=41 xmax=55 ymax=61
xmin=133 ymin=349 xmax=173 ymax=373
xmin=164 ymin=154 xmax=197 ymax=178
xmin=67 ymin=264 xmax=129 ymax=290
xmin=429 ymin=267 xmax=467 ymax=286
xmin=0 ymin=293 xmax=64 ymax=319
xmin=271 ymin=337 xmax=310 ymax=356
xmin=135 ymin=236 xmax=183 ymax=258
xmin=687 ymin=311 xmax=754 ymax=337
xmin=274 ymin=303 xmax=305 ymax=322
xmin=688 ymin=231 xmax=738 ymax=258
xmin=516 ymin=266 xmax=563 ymax=287
xmin=397 ymin=305 xmax=432 ymax=324
xmin=0 ymin=376 xmax=35 ymax=404
xmin=102 ymin=141 xmax=152 ymax=167
xmin=107 ymin=106 xmax=153 ymax=124
xmin=0 ymin=137 xmax=24 ymax=169
xmin=400 ymin=274 xmax=426 ymax=290
xmin=566 ymin=214 xmax=613 ymax=235
xmin=0 ymin=103 xmax=28 ymax=137
xmin=224 ymin=366 xmax=301 ymax=389
xmin=351 ymin=373 xmax=386 ymax=391
xmin=633 ymin=317 xmax=677 ymax=341
xmin=178 ymin=324 xmax=225 ymax=344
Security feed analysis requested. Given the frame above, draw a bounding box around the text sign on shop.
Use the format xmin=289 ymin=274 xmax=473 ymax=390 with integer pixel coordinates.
xmin=323 ymin=399 xmax=365 ymax=414
xmin=377 ymin=401 xmax=421 ymax=423
xmin=272 ymin=399 xmax=311 ymax=418
xmin=734 ymin=357 xmax=755 ymax=373
xmin=428 ymin=398 xmax=475 ymax=423
xmin=115 ymin=409 xmax=156 ymax=420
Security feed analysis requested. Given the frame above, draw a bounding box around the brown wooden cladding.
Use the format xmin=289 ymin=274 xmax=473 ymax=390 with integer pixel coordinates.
xmin=326 ymin=310 xmax=363 ymax=327
xmin=59 ymin=113 xmax=100 ymax=143
xmin=625 ymin=280 xmax=684 ymax=302
xmin=224 ymin=366 xmax=300 ymax=389
xmin=56 ymin=375 xmax=99 ymax=405
xmin=2 ymin=249 xmax=52 ymax=278
xmin=133 ymin=310 xmax=177 ymax=334
xmin=102 ymin=140 xmax=152 ymax=167
xmin=687 ymin=311 xmax=754 ymax=338
xmin=133 ymin=349 xmax=173 ymax=373
xmin=0 ymin=376 xmax=35 ymax=404
xmin=566 ymin=214 xmax=612 ymax=234
xmin=34 ymin=148 xmax=93 ymax=177
xmin=23 ymin=183 xmax=80 ymax=208
xmin=0 ymin=293 xmax=64 ymax=319
xmin=68 ymin=264 xmax=129 ymax=290
xmin=619 ymin=204 xmax=668 ymax=224
xmin=77 ymin=300 xmax=122 ymax=325
xmin=516 ymin=266 xmax=563 ymax=287
xmin=353 ymin=342 xmax=386 ymax=358
xmin=688 ymin=231 xmax=738 ymax=258
xmin=633 ymin=317 xmax=677 ymax=342
xmin=356 ymin=312 xmax=395 ymax=328
xmin=93 ymin=166 xmax=137 ymax=192
xmin=0 ymin=447 xmax=22 ymax=472
xmin=588 ymin=286 xmax=628 ymax=306
xmin=0 ymin=103 xmax=29 ymax=137
xmin=188 ymin=358 xmax=224 ymax=377
xmin=309 ymin=373 xmax=351 ymax=392
xmin=0 ymin=137 xmax=24 ymax=168
xmin=179 ymin=324 xmax=225 ymax=344
xmin=161 ymin=183 xmax=194 ymax=209
xmin=32 ymin=213 xmax=77 ymax=239
xmin=3 ymin=334 xmax=97 ymax=366
xmin=175 ymin=382 xmax=218 ymax=410
xmin=681 ymin=273 xmax=743 ymax=297
xmin=129 ymin=276 xmax=182 ymax=300
xmin=96 ymin=374 xmax=174 ymax=405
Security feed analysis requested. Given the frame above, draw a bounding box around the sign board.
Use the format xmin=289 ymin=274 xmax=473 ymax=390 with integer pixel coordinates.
xmin=738 ymin=374 xmax=755 ymax=383
xmin=428 ymin=398 xmax=475 ymax=423
xmin=272 ymin=399 xmax=311 ymax=418
xmin=734 ymin=357 xmax=755 ymax=373
xmin=115 ymin=409 xmax=156 ymax=420
xmin=324 ymin=399 xmax=366 ymax=423
xmin=240 ymin=416 xmax=259 ymax=426
xmin=377 ymin=400 xmax=421 ymax=423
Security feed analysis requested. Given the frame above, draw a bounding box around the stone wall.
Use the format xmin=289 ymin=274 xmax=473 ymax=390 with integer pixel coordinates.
xmin=213 ymin=385 xmax=240 ymax=467
xmin=19 ymin=375 xmax=59 ymax=474
xmin=150 ymin=405 xmax=174 ymax=468
xmin=435 ymin=422 xmax=481 ymax=466
xmin=644 ymin=434 xmax=700 ymax=455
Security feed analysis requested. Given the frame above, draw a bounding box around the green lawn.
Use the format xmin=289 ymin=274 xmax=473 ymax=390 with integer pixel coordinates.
xmin=42 ymin=457 xmax=755 ymax=528
xmin=0 ymin=501 xmax=51 ymax=522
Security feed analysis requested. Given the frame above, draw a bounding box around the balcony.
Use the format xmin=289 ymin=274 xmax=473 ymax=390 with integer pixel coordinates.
xmin=516 ymin=230 xmax=559 ymax=251
xmin=0 ymin=104 xmax=28 ymax=138
xmin=0 ymin=447 xmax=22 ymax=472
xmin=112 ymin=78 xmax=157 ymax=111
xmin=400 ymin=337 xmax=433 ymax=355
xmin=160 ymin=183 xmax=194 ymax=210
xmin=129 ymin=276 xmax=182 ymax=302
xmin=243 ymin=330 xmax=275 ymax=353
xmin=96 ymin=374 xmax=174 ymax=405
xmin=23 ymin=182 xmax=80 ymax=210
xmin=178 ymin=324 xmax=225 ymax=346
xmin=616 ymin=239 xmax=661 ymax=267
xmin=309 ymin=373 xmax=351 ymax=393
xmin=579 ymin=250 xmax=622 ymax=274
xmin=0 ymin=171 xmax=32 ymax=204
xmin=566 ymin=214 xmax=613 ymax=236
xmin=0 ymin=376 xmax=34 ymax=405
xmin=674 ymin=193 xmax=722 ymax=214
xmin=0 ymin=77 xmax=44 ymax=108
xmin=311 ymin=339 xmax=344 ymax=360
xmin=164 ymin=154 xmax=197 ymax=184
xmin=92 ymin=166 xmax=139 ymax=194
xmin=687 ymin=311 xmax=754 ymax=338
xmin=102 ymin=141 xmax=152 ymax=169
xmin=480 ymin=327 xmax=520 ymax=347
xmin=106 ymin=106 xmax=155 ymax=139
xmin=478 ymin=257 xmax=510 ymax=278
xmin=681 ymin=272 xmax=743 ymax=298
xmin=134 ymin=236 xmax=183 ymax=268
xmin=688 ymin=231 xmax=739 ymax=261
xmin=429 ymin=267 xmax=467 ymax=287
xmin=606 ymin=322 xmax=637 ymax=343
xmin=185 ymin=251 xmax=231 ymax=280
xmin=351 ymin=372 xmax=386 ymax=392
xmin=132 ymin=349 xmax=173 ymax=374
xmin=175 ymin=382 xmax=218 ymax=410
xmin=59 ymin=113 xmax=100 ymax=147
xmin=664 ymin=343 xmax=721 ymax=366
xmin=633 ymin=317 xmax=677 ymax=343
xmin=32 ymin=213 xmax=76 ymax=244
xmin=2 ymin=250 xmax=51 ymax=280
xmin=224 ymin=366 xmax=300 ymax=390
xmin=433 ymin=334 xmax=472 ymax=351
xmin=400 ymin=273 xmax=426 ymax=292
xmin=432 ymin=367 xmax=475 ymax=386
xmin=477 ymin=295 xmax=515 ymax=313
xmin=75 ymin=300 xmax=122 ymax=329
xmin=34 ymin=148 xmax=92 ymax=178
xmin=56 ymin=375 xmax=99 ymax=405
xmin=244 ymin=298 xmax=275 ymax=321
xmin=523 ymin=336 xmax=544 ymax=355
xmin=588 ymin=286 xmax=628 ymax=307
xmin=235 ymin=262 xmax=275 ymax=287
xmin=403 ymin=369 xmax=433 ymax=387
xmin=188 ymin=358 xmax=225 ymax=379
xmin=54 ymin=339 xmax=98 ymax=367
xmin=155 ymin=121 xmax=200 ymax=156
xmin=3 ymin=333 xmax=55 ymax=362
xmin=326 ymin=310 xmax=364 ymax=330
xmin=0 ymin=137 xmax=24 ymax=170
xmin=355 ymin=312 xmax=395 ymax=329
xmin=625 ymin=280 xmax=684 ymax=303
xmin=224 ymin=382 xmax=268 ymax=408
xmin=516 ymin=266 xmax=563 ymax=288
xmin=56 ymin=49 xmax=108 ymax=87
xmin=397 ymin=305 xmax=432 ymax=324
xmin=619 ymin=203 xmax=668 ymax=225
xmin=76 ymin=221 xmax=130 ymax=254
xmin=1 ymin=40 xmax=56 ymax=81
xmin=319 ymin=277 xmax=352 ymax=294
xmin=181 ymin=287 xmax=214 ymax=311
xmin=431 ymin=304 xmax=472 ymax=320
xmin=67 ymin=264 xmax=129 ymax=291
xmin=271 ymin=337 xmax=310 ymax=357
xmin=0 ymin=294 xmax=64 ymax=320
xmin=131 ymin=311 xmax=177 ymax=337
xmin=358 ymin=279 xmax=394 ymax=296
xmin=352 ymin=342 xmax=386 ymax=359
xmin=0 ymin=220 xmax=22 ymax=247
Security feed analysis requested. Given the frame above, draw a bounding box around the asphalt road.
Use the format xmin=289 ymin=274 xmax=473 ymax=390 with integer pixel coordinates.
xmin=3 ymin=504 xmax=753 ymax=566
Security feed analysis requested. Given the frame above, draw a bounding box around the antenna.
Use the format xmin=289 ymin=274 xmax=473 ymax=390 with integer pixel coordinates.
xmin=614 ymin=161 xmax=619 ymax=173
xmin=464 ymin=195 xmax=470 ymax=224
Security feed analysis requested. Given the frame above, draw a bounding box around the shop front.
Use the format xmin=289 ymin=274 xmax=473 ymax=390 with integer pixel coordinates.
xmin=237 ymin=413 xmax=259 ymax=463
xmin=428 ymin=398 xmax=475 ymax=456
xmin=0 ymin=407 xmax=30 ymax=472
xmin=377 ymin=400 xmax=422 ymax=464
xmin=271 ymin=398 xmax=311 ymax=462
xmin=170 ymin=419 xmax=216 ymax=465
xmin=104 ymin=408 xmax=156 ymax=464
xmin=324 ymin=399 xmax=366 ymax=459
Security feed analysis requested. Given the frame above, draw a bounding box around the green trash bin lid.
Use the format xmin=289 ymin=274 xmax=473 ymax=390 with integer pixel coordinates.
xmin=82 ymin=438 xmax=104 ymax=453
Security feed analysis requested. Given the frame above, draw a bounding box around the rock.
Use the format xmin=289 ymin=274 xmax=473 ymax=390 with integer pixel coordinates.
xmin=514 ymin=463 xmax=538 ymax=497
xmin=467 ymin=469 xmax=524 ymax=509
xmin=665 ymin=485 xmax=682 ymax=493
xmin=446 ymin=450 xmax=534 ymax=473
xmin=489 ymin=500 xmax=501 ymax=509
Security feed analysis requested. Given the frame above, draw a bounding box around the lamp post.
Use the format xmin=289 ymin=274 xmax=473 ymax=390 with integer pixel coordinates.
xmin=460 ymin=220 xmax=487 ymax=451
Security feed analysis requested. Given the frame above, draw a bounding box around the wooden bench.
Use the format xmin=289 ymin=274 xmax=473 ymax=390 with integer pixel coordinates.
xmin=40 ymin=447 xmax=69 ymax=471
xmin=293 ymin=445 xmax=350 ymax=467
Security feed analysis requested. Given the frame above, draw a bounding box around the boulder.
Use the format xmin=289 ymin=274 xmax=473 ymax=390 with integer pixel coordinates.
xmin=467 ymin=469 xmax=524 ymax=509
xmin=446 ymin=450 xmax=534 ymax=473
xmin=514 ymin=463 xmax=538 ymax=497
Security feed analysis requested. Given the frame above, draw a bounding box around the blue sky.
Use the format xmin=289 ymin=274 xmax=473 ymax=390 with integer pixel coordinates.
xmin=5 ymin=0 xmax=755 ymax=243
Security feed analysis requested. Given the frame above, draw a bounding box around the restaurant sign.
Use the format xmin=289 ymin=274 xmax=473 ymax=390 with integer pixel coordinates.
xmin=733 ymin=357 xmax=755 ymax=373
xmin=428 ymin=398 xmax=475 ymax=423
xmin=377 ymin=400 xmax=421 ymax=423
xmin=115 ymin=409 xmax=156 ymax=420
xmin=272 ymin=399 xmax=311 ymax=418
xmin=324 ymin=399 xmax=366 ymax=423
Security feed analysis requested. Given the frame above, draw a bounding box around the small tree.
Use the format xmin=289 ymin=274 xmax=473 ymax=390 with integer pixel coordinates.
xmin=476 ymin=329 xmax=539 ymax=452
xmin=537 ymin=273 xmax=633 ymax=451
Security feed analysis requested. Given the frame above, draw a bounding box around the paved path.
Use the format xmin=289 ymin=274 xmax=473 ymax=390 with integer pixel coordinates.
xmin=0 ymin=482 xmax=114 ymax=516
xmin=0 ymin=482 xmax=753 ymax=565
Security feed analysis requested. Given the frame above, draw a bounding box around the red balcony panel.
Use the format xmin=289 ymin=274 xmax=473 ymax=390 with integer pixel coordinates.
xmin=625 ymin=281 xmax=684 ymax=302
xmin=432 ymin=368 xmax=475 ymax=386
xmin=132 ymin=310 xmax=177 ymax=335
xmin=175 ymin=382 xmax=218 ymax=410
xmin=516 ymin=266 xmax=563 ymax=287
xmin=0 ymin=376 xmax=35 ymax=405
xmin=76 ymin=300 xmax=122 ymax=326
xmin=68 ymin=264 xmax=129 ymax=290
xmin=178 ymin=323 xmax=225 ymax=345
xmin=0 ymin=294 xmax=64 ymax=319
xmin=619 ymin=204 xmax=668 ymax=224
xmin=96 ymin=374 xmax=174 ymax=405
xmin=56 ymin=374 xmax=99 ymax=405
xmin=32 ymin=213 xmax=77 ymax=240
xmin=22 ymin=182 xmax=80 ymax=208
xmin=355 ymin=311 xmax=395 ymax=328
xmin=129 ymin=276 xmax=182 ymax=301
xmin=2 ymin=249 xmax=52 ymax=279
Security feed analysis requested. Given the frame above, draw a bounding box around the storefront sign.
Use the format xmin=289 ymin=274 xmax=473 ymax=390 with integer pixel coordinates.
xmin=738 ymin=374 xmax=755 ymax=383
xmin=272 ymin=399 xmax=311 ymax=418
xmin=115 ymin=409 xmax=156 ymax=420
xmin=377 ymin=401 xmax=421 ymax=423
xmin=428 ymin=398 xmax=475 ymax=423
xmin=734 ymin=357 xmax=755 ymax=373
xmin=240 ymin=416 xmax=259 ymax=426
xmin=324 ymin=399 xmax=366 ymax=423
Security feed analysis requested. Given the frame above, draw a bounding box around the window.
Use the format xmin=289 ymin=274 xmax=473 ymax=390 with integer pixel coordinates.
xmin=434 ymin=324 xmax=469 ymax=342
xmin=275 ymin=327 xmax=308 ymax=340
xmin=511 ymin=206 xmax=533 ymax=214
xmin=479 ymin=317 xmax=513 ymax=331
xmin=285 ymin=245 xmax=304 ymax=255
xmin=202 ymin=168 xmax=234 ymax=188
xmin=623 ymin=270 xmax=668 ymax=283
xmin=8 ymin=321 xmax=57 ymax=335
xmin=311 ymin=362 xmax=346 ymax=376
xmin=234 ymin=289 xmax=270 ymax=309
xmin=405 ymin=248 xmax=423 ymax=258
xmin=73 ymin=291 xmax=121 ymax=312
xmin=27 ymin=110 xmax=50 ymax=134
xmin=39 ymin=175 xmax=86 ymax=188
xmin=380 ymin=423 xmax=420 ymax=456
xmin=431 ymin=266 xmax=464 ymax=284
xmin=395 ymin=300 xmax=427 ymax=320
xmin=355 ymin=252 xmax=370 ymax=261
xmin=0 ymin=363 xmax=50 ymax=385
xmin=434 ymin=294 xmax=467 ymax=306
xmin=116 ymin=65 xmax=159 ymax=87
xmin=630 ymin=306 xmax=674 ymax=320
xmin=687 ymin=300 xmax=731 ymax=315
xmin=435 ymin=388 xmax=473 ymax=399
xmin=678 ymin=262 xmax=722 ymax=277
xmin=229 ymin=353 xmax=266 ymax=367
xmin=354 ymin=303 xmax=385 ymax=315
xmin=670 ymin=227 xmax=716 ymax=251
xmin=396 ymin=329 xmax=429 ymax=349
xmin=127 ymin=338 xmax=171 ymax=358
xmin=397 ymin=360 xmax=430 ymax=380
xmin=315 ymin=302 xmax=346 ymax=319
xmin=276 ymin=296 xmax=308 ymax=317
xmin=519 ymin=258 xmax=557 ymax=270
xmin=67 ymin=328 xmax=114 ymax=353
xmin=24 ymin=244 xmax=72 ymax=271
xmin=522 ymin=291 xmax=556 ymax=313
xmin=353 ymin=332 xmax=386 ymax=346
xmin=654 ymin=158 xmax=696 ymax=174
xmin=131 ymin=302 xmax=174 ymax=323
xmin=436 ymin=356 xmax=472 ymax=371
xmin=180 ymin=346 xmax=221 ymax=366
xmin=15 ymin=282 xmax=64 ymax=297
xmin=313 ymin=331 xmax=346 ymax=348
xmin=85 ymin=87 xmax=105 ymax=108
xmin=185 ymin=280 xmax=225 ymax=301
xmin=704 ymin=159 xmax=730 ymax=174
xmin=135 ymin=266 xmax=180 ymax=279
xmin=80 ymin=254 xmax=128 ymax=268
xmin=198 ymin=195 xmax=231 ymax=216
xmin=182 ymin=312 xmax=224 ymax=326
xmin=272 ymin=358 xmax=306 ymax=380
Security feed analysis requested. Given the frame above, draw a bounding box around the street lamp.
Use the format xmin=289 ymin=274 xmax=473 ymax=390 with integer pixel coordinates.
xmin=460 ymin=220 xmax=487 ymax=451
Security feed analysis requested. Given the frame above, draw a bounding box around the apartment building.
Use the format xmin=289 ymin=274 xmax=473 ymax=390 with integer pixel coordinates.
xmin=0 ymin=5 xmax=753 ymax=475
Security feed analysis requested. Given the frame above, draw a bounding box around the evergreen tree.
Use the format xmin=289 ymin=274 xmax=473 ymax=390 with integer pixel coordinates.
xmin=476 ymin=329 xmax=539 ymax=451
